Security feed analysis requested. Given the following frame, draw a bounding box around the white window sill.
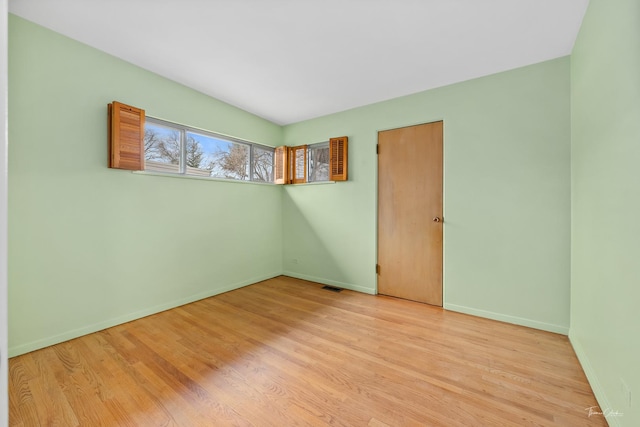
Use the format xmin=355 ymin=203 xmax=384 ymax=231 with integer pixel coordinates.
xmin=287 ymin=181 xmax=336 ymax=186
xmin=133 ymin=171 xmax=339 ymax=187
xmin=132 ymin=170 xmax=276 ymax=186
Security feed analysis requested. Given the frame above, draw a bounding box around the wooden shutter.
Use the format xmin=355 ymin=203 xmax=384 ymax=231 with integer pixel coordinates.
xmin=274 ymin=145 xmax=289 ymax=184
xmin=288 ymin=147 xmax=294 ymax=183
xmin=108 ymin=101 xmax=145 ymax=170
xmin=290 ymin=145 xmax=307 ymax=184
xmin=329 ymin=136 xmax=348 ymax=181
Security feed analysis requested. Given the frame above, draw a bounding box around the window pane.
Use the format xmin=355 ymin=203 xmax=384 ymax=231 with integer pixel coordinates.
xmin=181 ymin=131 xmax=215 ymax=177
xmin=252 ymin=146 xmax=274 ymax=182
xmin=191 ymin=131 xmax=250 ymax=180
xmin=308 ymin=143 xmax=329 ymax=182
xmin=144 ymin=122 xmax=181 ymax=173
xmin=295 ymin=148 xmax=305 ymax=180
xmin=144 ymin=118 xmax=273 ymax=183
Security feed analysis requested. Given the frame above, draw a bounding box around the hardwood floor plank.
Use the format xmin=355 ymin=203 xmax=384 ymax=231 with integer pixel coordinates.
xmin=36 ymin=347 xmax=120 ymax=426
xmin=170 ymin=303 xmax=365 ymax=426
xmin=28 ymin=351 xmax=79 ymax=427
xmin=8 ymin=358 xmax=41 ymax=427
xmin=78 ymin=335 xmax=176 ymax=426
xmin=156 ymin=312 xmax=337 ymax=426
xmin=206 ymin=289 xmax=545 ymax=426
xmin=9 ymin=276 xmax=607 ymax=426
xmin=107 ymin=330 xmax=251 ymax=427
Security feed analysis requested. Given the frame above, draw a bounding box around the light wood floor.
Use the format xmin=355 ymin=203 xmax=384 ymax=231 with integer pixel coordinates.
xmin=9 ymin=276 xmax=607 ymax=426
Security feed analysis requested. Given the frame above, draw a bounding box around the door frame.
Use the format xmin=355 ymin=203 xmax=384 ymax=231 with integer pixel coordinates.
xmin=374 ymin=119 xmax=445 ymax=303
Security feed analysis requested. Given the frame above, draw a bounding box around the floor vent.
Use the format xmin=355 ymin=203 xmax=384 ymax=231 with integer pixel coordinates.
xmin=322 ymin=285 xmax=343 ymax=293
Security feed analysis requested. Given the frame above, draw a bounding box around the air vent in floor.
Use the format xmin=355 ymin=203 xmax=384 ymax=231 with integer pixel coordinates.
xmin=322 ymin=285 xmax=343 ymax=293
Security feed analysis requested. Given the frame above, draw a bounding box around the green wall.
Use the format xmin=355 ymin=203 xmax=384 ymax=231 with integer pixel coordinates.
xmin=9 ymin=13 xmax=575 ymax=356
xmin=570 ymin=0 xmax=640 ymax=425
xmin=283 ymin=57 xmax=572 ymax=333
xmin=8 ymin=15 xmax=283 ymax=356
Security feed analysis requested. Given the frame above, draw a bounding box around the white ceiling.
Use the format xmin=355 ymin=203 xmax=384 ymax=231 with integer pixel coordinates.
xmin=9 ymin=0 xmax=589 ymax=125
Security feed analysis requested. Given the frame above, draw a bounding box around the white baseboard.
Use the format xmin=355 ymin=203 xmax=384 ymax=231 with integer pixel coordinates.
xmin=282 ymin=271 xmax=376 ymax=295
xmin=444 ymin=303 xmax=570 ymax=335
xmin=8 ymin=272 xmax=281 ymax=357
xmin=569 ymin=332 xmax=621 ymax=427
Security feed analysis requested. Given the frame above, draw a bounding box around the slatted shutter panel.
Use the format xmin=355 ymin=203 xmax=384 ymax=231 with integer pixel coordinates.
xmin=108 ymin=101 xmax=145 ymax=170
xmin=291 ymin=145 xmax=307 ymax=184
xmin=274 ymin=146 xmax=289 ymax=184
xmin=288 ymin=147 xmax=294 ymax=183
xmin=329 ymin=136 xmax=348 ymax=181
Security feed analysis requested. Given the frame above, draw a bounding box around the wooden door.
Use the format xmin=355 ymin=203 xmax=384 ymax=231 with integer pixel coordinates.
xmin=377 ymin=121 xmax=443 ymax=306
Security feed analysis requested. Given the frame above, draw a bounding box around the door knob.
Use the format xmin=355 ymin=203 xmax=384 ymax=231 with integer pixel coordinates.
xmin=433 ymin=216 xmax=441 ymax=222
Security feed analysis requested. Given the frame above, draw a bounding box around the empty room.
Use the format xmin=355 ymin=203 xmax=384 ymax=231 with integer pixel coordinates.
xmin=1 ymin=0 xmax=638 ymax=426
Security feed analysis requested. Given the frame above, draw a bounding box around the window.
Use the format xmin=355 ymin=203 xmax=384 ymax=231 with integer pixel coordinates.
xmin=190 ymin=130 xmax=249 ymax=180
xmin=143 ymin=121 xmax=183 ymax=174
xmin=108 ymin=101 xmax=345 ymax=185
xmin=143 ymin=117 xmax=274 ymax=182
xmin=308 ymin=142 xmax=329 ymax=182
xmin=273 ymin=136 xmax=348 ymax=184
xmin=252 ymin=145 xmax=274 ymax=182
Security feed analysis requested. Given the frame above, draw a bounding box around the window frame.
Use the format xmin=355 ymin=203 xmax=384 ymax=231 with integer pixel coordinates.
xmin=143 ymin=116 xmax=275 ymax=183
